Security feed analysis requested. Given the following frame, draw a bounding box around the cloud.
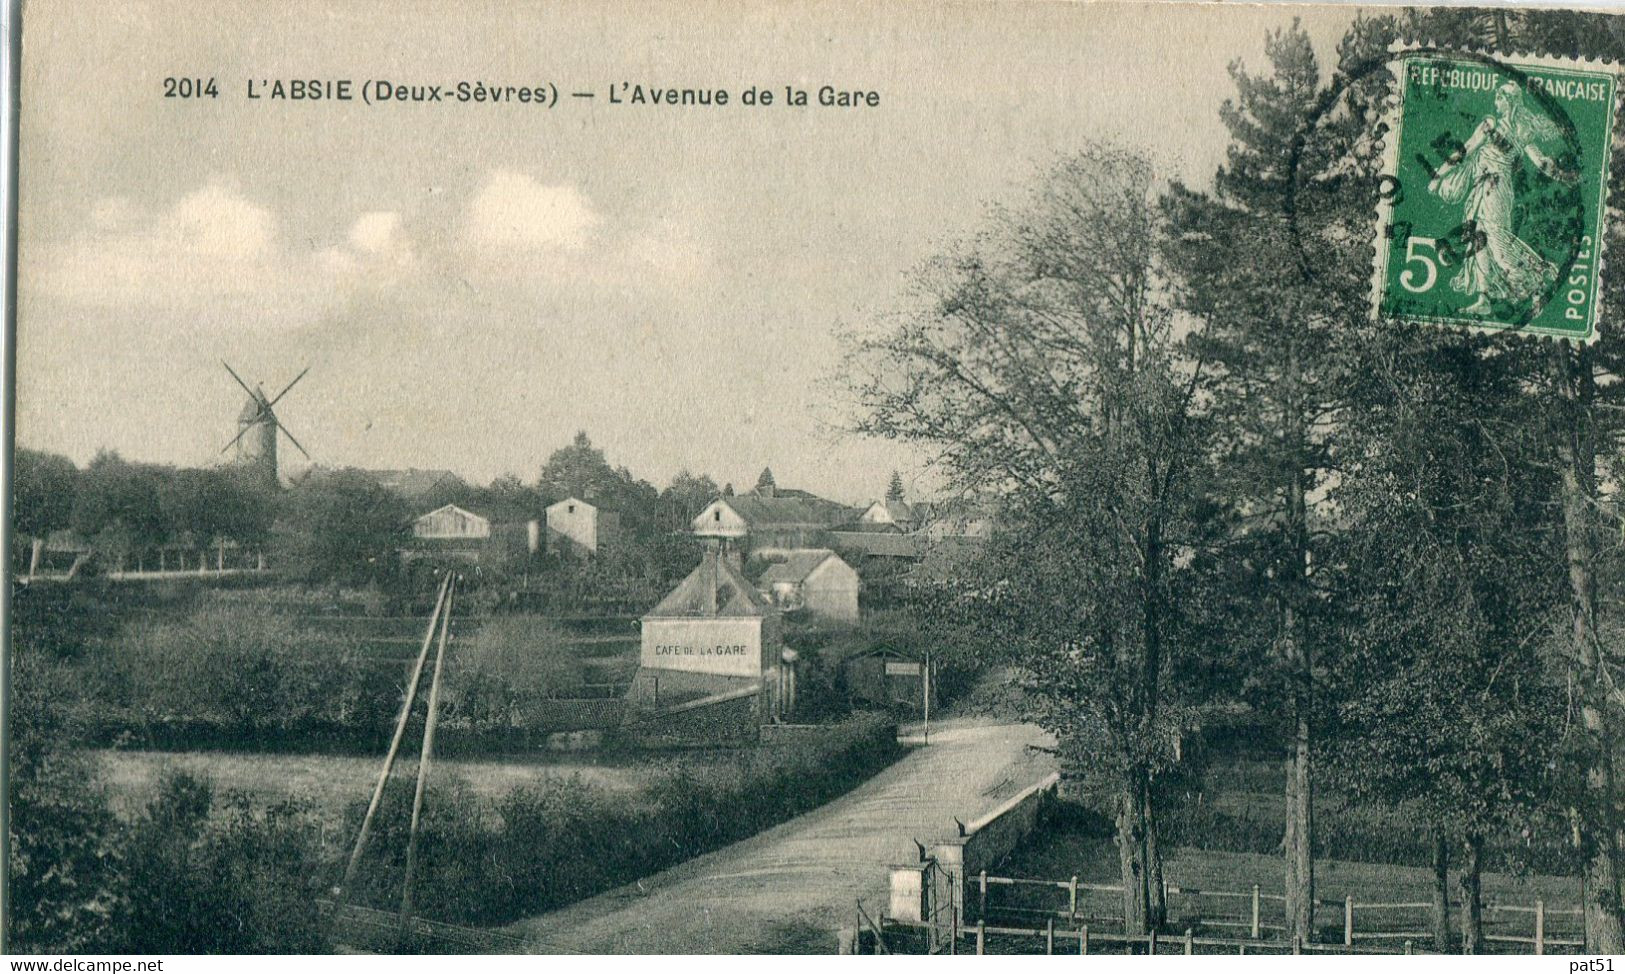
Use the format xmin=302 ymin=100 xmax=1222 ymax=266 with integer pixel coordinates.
xmin=164 ymin=183 xmax=275 ymax=259
xmin=32 ymin=181 xmax=287 ymax=311
xmin=348 ymin=211 xmax=402 ymax=254
xmin=463 ymin=171 xmax=600 ymax=251
xmin=319 ymin=210 xmax=418 ymax=281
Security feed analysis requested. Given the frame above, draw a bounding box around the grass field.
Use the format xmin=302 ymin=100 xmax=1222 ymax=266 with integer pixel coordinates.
xmin=95 ymin=748 xmax=719 ymax=822
xmin=992 ymin=755 xmax=1585 ymax=949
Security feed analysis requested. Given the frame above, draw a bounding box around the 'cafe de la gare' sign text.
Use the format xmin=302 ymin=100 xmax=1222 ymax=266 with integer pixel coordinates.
xmin=640 ymin=616 xmax=772 ymax=677
xmin=653 ymin=644 xmax=750 ymax=659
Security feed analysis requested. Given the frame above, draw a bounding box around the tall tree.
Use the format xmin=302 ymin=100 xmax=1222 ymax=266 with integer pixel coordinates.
xmin=1327 ymin=327 xmax=1567 ymax=952
xmin=851 ymin=145 xmax=1211 ymax=932
xmin=755 ymin=467 xmax=776 ymax=492
xmin=1393 ymin=6 xmax=1625 ymax=951
xmin=1161 ymin=23 xmax=1364 ymax=939
xmin=538 ymin=432 xmax=619 ymax=502
xmin=660 ymin=470 xmax=720 ymax=531
xmin=69 ymin=452 xmax=170 ymax=572
xmin=12 ymin=448 xmax=76 ymax=578
xmin=885 ymin=471 xmax=905 ymax=502
xmin=271 ymin=469 xmax=409 ymax=585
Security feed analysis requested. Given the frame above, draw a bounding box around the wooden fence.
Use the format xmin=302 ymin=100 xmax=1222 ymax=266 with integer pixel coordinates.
xmin=964 ymin=870 xmax=1583 ymax=954
xmin=868 ymin=913 xmax=1433 ymax=955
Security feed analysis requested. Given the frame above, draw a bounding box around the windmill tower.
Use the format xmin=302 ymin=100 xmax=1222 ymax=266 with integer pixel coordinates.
xmin=220 ymin=362 xmax=311 ymax=487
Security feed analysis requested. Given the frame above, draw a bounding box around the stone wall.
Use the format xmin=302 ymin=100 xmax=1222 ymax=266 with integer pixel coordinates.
xmin=891 ymin=770 xmax=1061 ymax=920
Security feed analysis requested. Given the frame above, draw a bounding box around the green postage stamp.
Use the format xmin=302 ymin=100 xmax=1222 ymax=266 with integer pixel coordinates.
xmin=1372 ymin=52 xmax=1619 ymax=342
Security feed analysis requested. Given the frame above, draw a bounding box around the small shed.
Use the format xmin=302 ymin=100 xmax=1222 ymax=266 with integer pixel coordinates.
xmin=841 ymin=645 xmax=935 ymax=714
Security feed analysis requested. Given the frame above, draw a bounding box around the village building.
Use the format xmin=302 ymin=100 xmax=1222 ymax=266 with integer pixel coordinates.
xmin=854 ymin=498 xmax=917 ymax=532
xmin=691 ymin=483 xmax=857 ymax=557
xmin=629 ymin=544 xmax=795 ymax=721
xmin=546 ymin=496 xmax=619 ymax=555
xmin=404 ymin=502 xmax=540 ymax=568
xmin=756 ymin=548 xmax=861 ymax=622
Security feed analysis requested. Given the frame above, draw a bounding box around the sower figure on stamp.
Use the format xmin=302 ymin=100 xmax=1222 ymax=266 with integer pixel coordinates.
xmin=1428 ymin=80 xmax=1573 ymax=317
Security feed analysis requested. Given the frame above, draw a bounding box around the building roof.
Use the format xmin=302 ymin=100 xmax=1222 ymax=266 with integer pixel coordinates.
xmin=827 ymin=531 xmax=924 ymax=559
xmin=415 ymin=503 xmax=490 ymax=524
xmin=645 ymin=546 xmax=775 ymax=619
xmin=833 ymin=519 xmax=904 ymax=534
xmin=370 ymin=468 xmax=463 ymax=499
xmin=713 ymin=493 xmax=855 ymax=529
xmin=300 ymin=465 xmax=464 ymax=501
xmin=866 ymin=499 xmax=916 ymax=523
xmin=236 ymin=394 xmax=268 ymax=424
xmin=757 ymin=548 xmax=845 ymax=586
xmin=548 ymin=495 xmax=606 ymax=514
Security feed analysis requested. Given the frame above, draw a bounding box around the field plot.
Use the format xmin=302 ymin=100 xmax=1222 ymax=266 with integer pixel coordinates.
xmin=95 ymin=748 xmax=686 ymax=821
xmin=985 ymin=756 xmax=1584 ymax=952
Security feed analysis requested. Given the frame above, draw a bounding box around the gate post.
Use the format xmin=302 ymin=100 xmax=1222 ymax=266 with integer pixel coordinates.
xmin=1251 ymin=884 xmax=1261 ymax=939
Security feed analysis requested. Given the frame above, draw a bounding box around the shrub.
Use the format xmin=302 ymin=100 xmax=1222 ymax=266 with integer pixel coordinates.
xmin=121 ymin=770 xmax=332 ymax=953
xmin=84 ymin=597 xmax=400 ymax=749
xmin=6 ymin=648 xmax=124 ymax=953
xmin=442 ymin=616 xmax=587 ymax=733
xmin=341 ymin=713 xmax=900 ymax=927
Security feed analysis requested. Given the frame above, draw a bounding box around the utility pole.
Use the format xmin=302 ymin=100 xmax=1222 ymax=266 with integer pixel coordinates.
xmin=399 ymin=574 xmax=455 ymax=942
xmin=336 ymin=573 xmax=450 ymax=902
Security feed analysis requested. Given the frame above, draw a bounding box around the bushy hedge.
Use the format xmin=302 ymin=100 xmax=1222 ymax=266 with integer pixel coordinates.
xmin=341 ymin=712 xmax=900 ymax=926
xmin=8 ymin=640 xmax=333 ymax=953
xmin=118 ymin=771 xmax=333 ymax=953
xmin=81 ymin=600 xmax=402 ymax=750
xmin=441 ymin=615 xmax=588 ymax=729
xmin=70 ymin=599 xmax=622 ymax=751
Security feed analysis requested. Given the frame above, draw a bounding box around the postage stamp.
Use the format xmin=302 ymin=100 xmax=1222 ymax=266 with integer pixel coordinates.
xmin=1372 ymin=51 xmax=1619 ymax=342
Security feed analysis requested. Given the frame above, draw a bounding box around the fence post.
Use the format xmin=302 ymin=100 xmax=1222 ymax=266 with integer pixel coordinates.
xmin=1251 ymin=884 xmax=1261 ymax=939
xmin=1403 ymin=940 xmax=1413 ymax=955
xmin=1345 ymin=895 xmax=1354 ymax=947
xmin=1292 ymin=935 xmax=1302 ymax=955
xmin=979 ymin=870 xmax=988 ymax=920
xmin=976 ymin=920 xmax=985 ymax=955
xmin=951 ymin=898 xmax=958 ymax=955
xmin=1079 ymin=924 xmax=1088 ymax=956
xmin=1184 ymin=928 xmax=1194 ymax=955
xmin=1069 ymin=875 xmax=1079 ymax=921
xmin=1046 ymin=918 xmax=1055 ymax=955
xmin=1148 ymin=928 xmax=1158 ymax=955
xmin=1535 ymin=899 xmax=1545 ymax=955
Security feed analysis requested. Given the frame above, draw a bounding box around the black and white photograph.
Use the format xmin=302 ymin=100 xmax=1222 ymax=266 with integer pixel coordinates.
xmin=9 ymin=0 xmax=1625 ymax=959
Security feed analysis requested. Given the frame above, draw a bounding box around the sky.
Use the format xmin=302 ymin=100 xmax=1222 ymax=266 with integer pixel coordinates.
xmin=17 ymin=0 xmax=1356 ymax=505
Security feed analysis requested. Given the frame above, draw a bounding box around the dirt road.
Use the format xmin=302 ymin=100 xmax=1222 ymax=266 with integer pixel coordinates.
xmin=505 ymin=716 xmax=1054 ymax=953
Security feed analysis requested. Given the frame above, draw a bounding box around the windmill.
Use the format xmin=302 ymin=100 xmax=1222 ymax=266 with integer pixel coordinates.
xmin=220 ymin=361 xmax=311 ymax=487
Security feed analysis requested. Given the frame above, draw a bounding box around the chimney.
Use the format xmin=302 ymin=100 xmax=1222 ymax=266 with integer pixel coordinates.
xmin=706 ymin=543 xmax=720 ymax=615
